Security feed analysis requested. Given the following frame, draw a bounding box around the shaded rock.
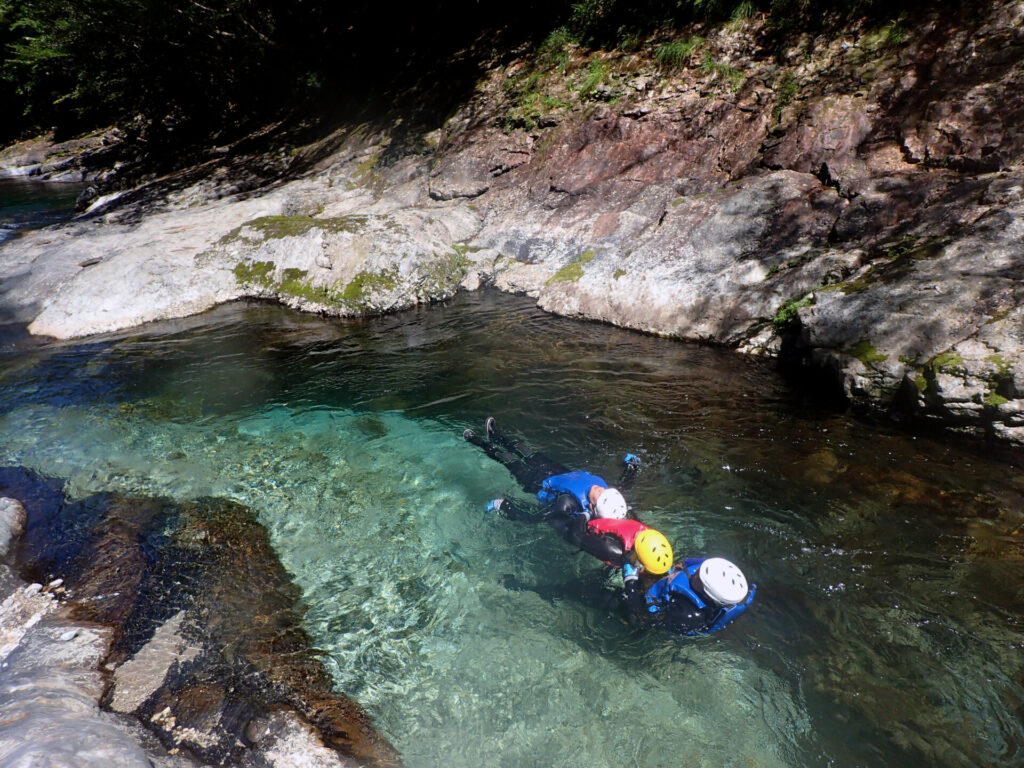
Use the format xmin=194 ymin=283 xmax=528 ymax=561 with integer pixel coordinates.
xmin=537 ymin=171 xmax=845 ymax=343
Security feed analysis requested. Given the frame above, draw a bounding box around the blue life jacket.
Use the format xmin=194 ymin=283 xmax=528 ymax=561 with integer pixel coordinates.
xmin=537 ymin=471 xmax=607 ymax=511
xmin=644 ymin=558 xmax=756 ymax=635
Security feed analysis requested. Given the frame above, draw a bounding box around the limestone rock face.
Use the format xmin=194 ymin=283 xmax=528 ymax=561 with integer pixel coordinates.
xmin=2 ymin=1 xmax=1024 ymax=444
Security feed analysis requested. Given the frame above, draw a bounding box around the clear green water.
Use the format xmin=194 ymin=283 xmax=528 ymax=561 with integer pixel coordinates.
xmin=0 ymin=178 xmax=85 ymax=244
xmin=0 ymin=294 xmax=1021 ymax=768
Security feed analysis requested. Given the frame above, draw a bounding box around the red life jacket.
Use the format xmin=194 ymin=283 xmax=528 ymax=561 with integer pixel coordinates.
xmin=586 ymin=518 xmax=649 ymax=551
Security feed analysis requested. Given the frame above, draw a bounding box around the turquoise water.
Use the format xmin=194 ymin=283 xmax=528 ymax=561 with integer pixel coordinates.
xmin=0 ymin=178 xmax=85 ymax=244
xmin=0 ymin=295 xmax=1021 ymax=768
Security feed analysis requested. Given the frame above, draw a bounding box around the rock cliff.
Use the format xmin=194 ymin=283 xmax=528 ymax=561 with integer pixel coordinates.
xmin=1 ymin=1 xmax=1022 ymax=444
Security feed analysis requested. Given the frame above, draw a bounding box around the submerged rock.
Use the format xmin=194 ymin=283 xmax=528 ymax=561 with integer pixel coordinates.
xmin=1 ymin=467 xmax=401 ymax=768
xmin=0 ymin=497 xmax=26 ymax=559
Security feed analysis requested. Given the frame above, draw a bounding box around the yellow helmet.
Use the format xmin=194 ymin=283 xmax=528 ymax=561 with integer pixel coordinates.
xmin=634 ymin=529 xmax=673 ymax=575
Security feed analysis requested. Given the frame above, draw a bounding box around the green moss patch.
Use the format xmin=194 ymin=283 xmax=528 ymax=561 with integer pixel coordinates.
xmin=340 ymin=269 xmax=399 ymax=304
xmin=929 ymin=351 xmax=964 ymax=373
xmin=547 ymin=249 xmax=598 ymax=285
xmin=613 ymin=268 xmax=627 ymax=280
xmin=233 ymin=260 xmax=276 ymax=288
xmin=222 ymin=215 xmax=369 ymax=245
xmin=844 ymin=339 xmax=887 ymax=366
xmin=986 ymin=354 xmax=1012 ymax=374
xmin=983 ymin=392 xmax=1009 ymax=407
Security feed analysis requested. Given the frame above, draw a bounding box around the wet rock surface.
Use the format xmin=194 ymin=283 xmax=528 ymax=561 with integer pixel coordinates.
xmin=0 ymin=467 xmax=400 ymax=768
xmin=0 ymin=1 xmax=1022 ymax=445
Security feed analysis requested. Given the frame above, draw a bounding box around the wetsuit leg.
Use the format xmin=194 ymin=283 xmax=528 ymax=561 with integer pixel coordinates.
xmin=475 ymin=426 xmax=568 ymax=494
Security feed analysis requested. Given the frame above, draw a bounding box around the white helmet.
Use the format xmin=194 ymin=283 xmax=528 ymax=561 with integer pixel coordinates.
xmin=594 ymin=488 xmax=628 ymax=519
xmin=699 ymin=558 xmax=749 ymax=605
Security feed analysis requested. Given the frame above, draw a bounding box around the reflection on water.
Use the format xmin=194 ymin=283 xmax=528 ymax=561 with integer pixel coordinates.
xmin=0 ymin=292 xmax=1022 ymax=768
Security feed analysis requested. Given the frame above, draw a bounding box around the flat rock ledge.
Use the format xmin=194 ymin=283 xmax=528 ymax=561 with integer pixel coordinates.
xmin=0 ymin=467 xmax=401 ymax=768
xmin=1 ymin=2 xmax=1023 ymax=447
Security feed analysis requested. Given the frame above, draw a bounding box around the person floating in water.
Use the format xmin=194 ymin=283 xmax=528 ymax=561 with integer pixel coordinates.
xmin=623 ymin=529 xmax=756 ymax=635
xmin=464 ymin=416 xmax=755 ymax=635
xmin=463 ymin=416 xmax=645 ymax=566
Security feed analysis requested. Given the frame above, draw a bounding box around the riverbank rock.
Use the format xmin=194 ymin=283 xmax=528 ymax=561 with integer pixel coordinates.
xmin=1 ymin=1 xmax=1023 ymax=446
xmin=1 ymin=466 xmax=400 ymax=768
xmin=0 ymin=130 xmax=125 ymax=182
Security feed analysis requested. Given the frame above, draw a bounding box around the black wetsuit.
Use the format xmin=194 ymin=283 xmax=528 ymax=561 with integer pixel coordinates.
xmin=623 ymin=560 xmax=757 ymax=635
xmin=466 ymin=425 xmax=641 ymax=565
xmin=624 ymin=570 xmax=719 ymax=633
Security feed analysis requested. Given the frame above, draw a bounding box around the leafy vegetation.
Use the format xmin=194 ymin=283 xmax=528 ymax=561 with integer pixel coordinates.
xmin=772 ymin=294 xmax=813 ymax=331
xmin=0 ymin=0 xmax=945 ymax=155
xmin=772 ymin=72 xmax=798 ymax=121
xmin=655 ymin=36 xmax=705 ymax=68
xmin=698 ymin=52 xmax=744 ymax=91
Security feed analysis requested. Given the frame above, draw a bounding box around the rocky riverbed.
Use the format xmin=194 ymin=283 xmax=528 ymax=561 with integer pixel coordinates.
xmin=1 ymin=2 xmax=1022 ymax=445
xmin=0 ymin=468 xmax=401 ymax=768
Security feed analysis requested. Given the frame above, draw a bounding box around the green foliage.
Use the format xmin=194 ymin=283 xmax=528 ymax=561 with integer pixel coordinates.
xmin=502 ymin=72 xmax=569 ymax=131
xmin=655 ymin=36 xmax=704 ymax=68
xmin=983 ymin=392 xmax=1009 ymax=407
xmin=233 ymin=260 xmax=276 ymax=288
xmin=539 ymin=26 xmax=575 ymax=71
xmin=928 ymin=351 xmax=964 ymax=373
xmin=862 ymin=17 xmax=909 ymax=50
xmin=772 ymin=71 xmax=797 ymax=121
xmin=772 ymin=294 xmax=813 ymax=331
xmin=698 ymin=51 xmax=744 ymax=91
xmin=731 ymin=1 xmax=756 ymax=20
xmin=569 ymin=0 xmax=616 ymax=43
xmin=579 ymin=60 xmax=609 ymax=98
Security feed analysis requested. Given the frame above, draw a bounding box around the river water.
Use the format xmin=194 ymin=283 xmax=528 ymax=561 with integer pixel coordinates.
xmin=0 ymin=292 xmax=1021 ymax=768
xmin=0 ymin=178 xmax=85 ymax=245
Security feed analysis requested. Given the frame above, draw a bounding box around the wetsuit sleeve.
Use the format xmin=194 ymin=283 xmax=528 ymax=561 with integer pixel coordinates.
xmin=500 ymin=494 xmax=577 ymax=523
xmin=624 ymin=576 xmax=654 ymax=625
xmin=498 ymin=497 xmax=546 ymax=522
xmin=617 ymin=455 xmax=642 ymax=492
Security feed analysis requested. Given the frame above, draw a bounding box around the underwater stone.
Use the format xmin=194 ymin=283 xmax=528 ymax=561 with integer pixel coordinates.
xmin=0 ymin=497 xmax=26 ymax=559
xmin=10 ymin=477 xmax=402 ymax=768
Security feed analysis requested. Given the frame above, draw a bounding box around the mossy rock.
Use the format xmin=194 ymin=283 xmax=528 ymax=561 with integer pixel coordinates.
xmin=233 ymin=260 xmax=276 ymax=288
xmin=221 ymin=215 xmax=369 ymax=245
xmin=928 ymin=351 xmax=965 ymax=374
xmin=547 ymin=249 xmax=598 ymax=285
xmin=421 ymin=251 xmax=471 ymax=296
xmin=843 ymin=339 xmax=887 ymax=366
xmin=340 ymin=269 xmax=399 ymax=305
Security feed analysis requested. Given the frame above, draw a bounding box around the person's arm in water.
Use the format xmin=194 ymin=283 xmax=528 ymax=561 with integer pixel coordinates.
xmin=617 ymin=453 xmax=642 ymax=492
xmin=622 ymin=562 xmax=655 ymax=625
xmin=489 ymin=493 xmax=580 ymax=523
